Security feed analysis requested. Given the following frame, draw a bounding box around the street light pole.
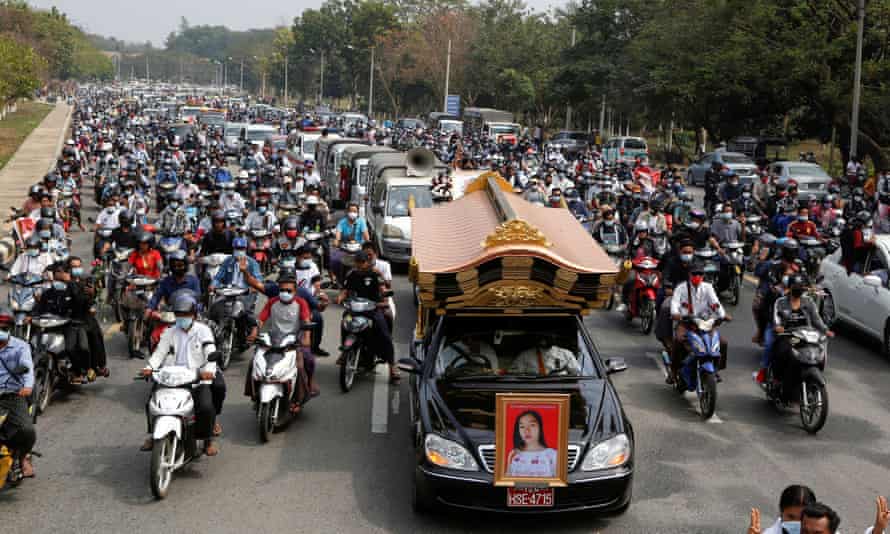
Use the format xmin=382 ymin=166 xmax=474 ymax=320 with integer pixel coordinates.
xmin=240 ymin=59 xmax=244 ymax=93
xmin=284 ymin=56 xmax=289 ymax=107
xmin=850 ymin=0 xmax=866 ymax=159
xmin=319 ymin=50 xmax=325 ymax=105
xmin=443 ymin=39 xmax=451 ymax=112
xmin=566 ymin=28 xmax=576 ymax=130
xmin=223 ymin=61 xmax=228 ymax=91
xmin=368 ymin=46 xmax=375 ymax=117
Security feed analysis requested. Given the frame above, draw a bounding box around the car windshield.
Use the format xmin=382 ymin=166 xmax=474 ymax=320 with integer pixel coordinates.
xmin=721 ymin=154 xmax=753 ymax=164
xmin=247 ymin=130 xmax=273 ymax=141
xmin=623 ymin=138 xmax=647 ymax=150
xmin=787 ymin=165 xmax=830 ymax=179
xmin=440 ymin=121 xmax=462 ymax=133
xmin=225 ymin=126 xmax=242 ymax=137
xmin=434 ymin=316 xmax=598 ymax=380
xmin=491 ymin=125 xmax=519 ymax=135
xmin=387 ymin=186 xmax=432 ymax=217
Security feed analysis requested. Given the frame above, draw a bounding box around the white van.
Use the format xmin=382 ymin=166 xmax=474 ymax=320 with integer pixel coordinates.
xmin=602 ymin=136 xmax=649 ymax=165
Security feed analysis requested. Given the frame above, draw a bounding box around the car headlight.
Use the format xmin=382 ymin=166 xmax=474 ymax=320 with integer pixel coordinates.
xmin=424 ymin=434 xmax=479 ymax=472
xmin=581 ymin=434 xmax=630 ymax=471
xmin=382 ymin=224 xmax=405 ymax=239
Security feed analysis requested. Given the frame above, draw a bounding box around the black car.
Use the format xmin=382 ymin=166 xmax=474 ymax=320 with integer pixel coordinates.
xmin=401 ymin=314 xmax=633 ymax=514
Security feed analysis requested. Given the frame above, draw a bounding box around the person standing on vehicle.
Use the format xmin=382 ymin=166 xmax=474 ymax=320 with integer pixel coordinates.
xmin=0 ymin=307 xmax=36 ymax=479
xmin=141 ymin=294 xmax=221 ymax=456
xmin=336 ymin=252 xmax=398 ymax=382
xmin=667 ymin=262 xmax=728 ymax=384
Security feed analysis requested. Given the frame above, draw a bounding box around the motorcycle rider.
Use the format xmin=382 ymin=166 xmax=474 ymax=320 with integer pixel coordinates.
xmin=218 ymin=182 xmax=246 ymax=214
xmin=209 ymin=237 xmax=261 ymax=337
xmin=336 ymin=251 xmax=398 ymax=382
xmin=99 ymin=211 xmax=138 ymax=257
xmin=128 ymin=233 xmax=164 ymax=279
xmin=68 ymin=256 xmax=108 ymax=379
xmin=8 ymin=236 xmax=52 ymax=279
xmin=755 ymin=273 xmax=833 ymax=384
xmin=0 ymin=307 xmax=36 ymax=479
xmin=330 ymin=202 xmax=370 ymax=286
xmin=157 ymin=193 xmax=192 ymax=236
xmin=146 ymin=250 xmax=201 ymax=315
xmin=35 ymin=261 xmax=92 ymax=384
xmin=199 ymin=211 xmax=234 ymax=256
xmin=244 ymin=196 xmax=278 ymax=233
xmin=141 ymin=294 xmax=221 ymax=456
xmin=717 ymin=171 xmax=742 ymax=205
xmin=704 ymin=160 xmax=723 ymax=215
xmin=667 ymin=262 xmax=729 ymax=384
xmin=710 ymin=203 xmax=745 ymax=292
xmin=592 ymin=208 xmax=629 ymax=246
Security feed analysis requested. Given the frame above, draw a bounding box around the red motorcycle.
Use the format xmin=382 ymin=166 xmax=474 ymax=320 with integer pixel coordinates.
xmin=248 ymin=227 xmax=274 ymax=275
xmin=624 ymin=256 xmax=661 ymax=334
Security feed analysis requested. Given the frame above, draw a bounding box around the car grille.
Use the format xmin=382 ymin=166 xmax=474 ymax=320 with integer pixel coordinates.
xmin=478 ymin=444 xmax=581 ymax=473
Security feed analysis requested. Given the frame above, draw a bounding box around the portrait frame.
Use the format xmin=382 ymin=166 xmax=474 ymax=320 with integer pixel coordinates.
xmin=494 ymin=393 xmax=570 ymax=488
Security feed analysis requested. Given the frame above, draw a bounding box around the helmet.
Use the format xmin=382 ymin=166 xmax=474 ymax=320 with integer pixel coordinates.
xmin=305 ymin=195 xmax=319 ymax=206
xmin=137 ymin=232 xmax=154 ymax=244
xmin=0 ymin=306 xmax=14 ymax=328
xmin=118 ymin=211 xmax=133 ymax=226
xmin=277 ymin=271 xmax=297 ymax=285
xmin=233 ymin=236 xmax=248 ymax=249
xmin=782 ymin=238 xmax=799 ymax=260
xmin=211 ymin=210 xmax=226 ymax=222
xmin=169 ymin=249 xmax=188 ymax=264
xmin=239 ymin=170 xmax=249 ymax=179
xmin=634 ymin=219 xmax=649 ymax=232
xmin=787 ymin=273 xmax=808 ymax=290
xmin=856 ymin=210 xmax=873 ymax=225
xmin=172 ymin=293 xmax=197 ymax=315
xmin=689 ymin=208 xmax=706 ymax=220
xmin=29 ymin=184 xmax=43 ymax=198
xmin=284 ymin=217 xmax=299 ymax=231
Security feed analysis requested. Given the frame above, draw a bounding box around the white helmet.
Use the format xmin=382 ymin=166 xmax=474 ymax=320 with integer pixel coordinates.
xmin=305 ymin=195 xmax=320 ymax=206
xmin=238 ymin=170 xmax=249 ymax=179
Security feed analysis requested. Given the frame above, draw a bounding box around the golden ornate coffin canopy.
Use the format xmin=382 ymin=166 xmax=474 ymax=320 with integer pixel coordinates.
xmin=409 ymin=172 xmax=618 ymax=315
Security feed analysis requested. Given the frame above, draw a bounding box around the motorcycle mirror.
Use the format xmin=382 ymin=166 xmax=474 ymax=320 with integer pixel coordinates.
xmin=207 ymin=351 xmax=222 ymax=363
xmin=397 ymin=357 xmax=420 ymax=374
xmin=13 ymin=365 xmax=29 ymax=375
xmin=300 ymin=322 xmax=316 ymax=331
xmin=605 ymin=358 xmax=628 ymax=374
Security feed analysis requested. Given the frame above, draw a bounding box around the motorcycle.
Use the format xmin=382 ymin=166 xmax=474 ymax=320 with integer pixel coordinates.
xmin=338 ymin=295 xmax=391 ymax=392
xmin=199 ymin=253 xmax=229 ymax=303
xmin=603 ymin=242 xmax=628 ymax=310
xmin=30 ymin=314 xmax=78 ymax=417
xmin=0 ymin=379 xmax=37 ymax=488
xmin=624 ymin=256 xmax=660 ymax=334
xmin=7 ymin=273 xmax=42 ymax=341
xmin=139 ymin=359 xmax=218 ymax=499
xmin=124 ymin=274 xmax=158 ymax=358
xmin=721 ymin=241 xmax=745 ymax=306
xmin=250 ymin=330 xmax=310 ymax=442
xmin=158 ymin=232 xmax=185 ymax=270
xmin=743 ymin=214 xmax=764 ymax=263
xmin=248 ymin=228 xmax=274 ymax=275
xmin=209 ymin=286 xmax=250 ymax=370
xmin=759 ymin=326 xmax=829 ymax=434
xmin=695 ymin=246 xmax=721 ymax=287
xmin=674 ymin=314 xmax=724 ymax=420
xmin=108 ymin=247 xmax=134 ymax=322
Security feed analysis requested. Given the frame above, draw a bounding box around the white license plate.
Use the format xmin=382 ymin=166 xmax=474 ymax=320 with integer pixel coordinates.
xmin=507 ymin=487 xmax=554 ymax=508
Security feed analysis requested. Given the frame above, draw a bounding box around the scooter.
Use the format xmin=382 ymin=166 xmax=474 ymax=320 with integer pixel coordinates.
xmin=695 ymin=246 xmax=721 ymax=287
xmin=0 ymin=376 xmax=38 ymax=488
xmin=108 ymin=247 xmax=134 ymax=322
xmin=759 ymin=326 xmax=829 ymax=434
xmin=603 ymin=242 xmax=627 ymax=310
xmin=139 ymin=357 xmax=218 ymax=499
xmin=721 ymin=241 xmax=745 ymax=306
xmin=198 ymin=253 xmax=229 ymax=303
xmin=208 ymin=286 xmax=250 ymax=370
xmin=674 ymin=314 xmax=724 ymax=420
xmin=338 ymin=295 xmax=392 ymax=392
xmin=250 ymin=330 xmax=310 ymax=442
xmin=7 ymin=273 xmax=42 ymax=341
xmin=624 ymin=256 xmax=660 ymax=335
xmin=248 ymin=228 xmax=274 ymax=275
xmin=123 ymin=274 xmax=158 ymax=358
xmin=30 ymin=314 xmax=78 ymax=418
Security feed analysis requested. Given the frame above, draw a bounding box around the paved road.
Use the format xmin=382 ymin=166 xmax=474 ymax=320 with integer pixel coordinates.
xmin=3 ymin=184 xmax=890 ymax=533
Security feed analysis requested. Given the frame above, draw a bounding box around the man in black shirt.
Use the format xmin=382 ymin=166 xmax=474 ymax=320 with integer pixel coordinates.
xmin=110 ymin=211 xmax=139 ymax=251
xmin=199 ymin=211 xmax=234 ymax=256
xmin=336 ymin=252 xmax=397 ymax=381
xmin=36 ymin=261 xmax=91 ymax=383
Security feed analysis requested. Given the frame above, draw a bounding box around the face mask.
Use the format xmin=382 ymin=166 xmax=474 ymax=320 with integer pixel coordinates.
xmin=71 ymin=267 xmax=83 ymax=278
xmin=234 ymin=250 xmax=246 ymax=258
xmin=175 ymin=317 xmax=193 ymax=330
xmin=687 ymin=221 xmax=700 ymax=230
xmin=27 ymin=249 xmax=39 ymax=257
xmin=170 ymin=202 xmax=179 ymax=209
xmin=761 ymin=176 xmax=768 ymax=183
xmin=690 ymin=275 xmax=704 ymax=287
xmin=52 ymin=281 xmax=67 ymax=291
xmin=278 ymin=291 xmax=294 ymax=303
xmin=258 ymin=206 xmax=267 ymax=214
xmin=347 ymin=212 xmax=358 ymax=221
xmin=780 ymin=520 xmax=801 ymax=534
xmin=721 ymin=212 xmax=733 ymax=220
xmin=797 ymin=215 xmax=807 ymax=222
xmin=742 ymin=192 xmax=751 ymax=199
xmin=729 ymin=181 xmax=738 ymax=187
xmin=680 ymin=253 xmax=693 ymax=263
xmin=39 ymin=230 xmax=51 ymax=239
xmin=0 ymin=328 xmax=9 ymax=343
xmin=604 ymin=219 xmax=614 ymax=226
xmin=172 ymin=266 xmax=186 ymax=276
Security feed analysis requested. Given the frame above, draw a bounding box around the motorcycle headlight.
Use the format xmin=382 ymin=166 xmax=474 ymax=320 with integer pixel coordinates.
xmin=581 ymin=434 xmax=630 ymax=471
xmin=424 ymin=434 xmax=479 ymax=472
xmin=382 ymin=224 xmax=405 ymax=239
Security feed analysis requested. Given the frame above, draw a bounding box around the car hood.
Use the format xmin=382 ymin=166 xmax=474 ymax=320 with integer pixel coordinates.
xmin=431 ymin=378 xmax=625 ymax=446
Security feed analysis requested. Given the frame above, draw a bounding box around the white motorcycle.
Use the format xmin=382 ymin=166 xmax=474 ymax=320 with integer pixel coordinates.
xmin=251 ymin=330 xmax=310 ymax=442
xmin=140 ymin=358 xmax=218 ymax=499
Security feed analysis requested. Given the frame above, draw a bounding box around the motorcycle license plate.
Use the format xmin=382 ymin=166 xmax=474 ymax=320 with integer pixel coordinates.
xmin=507 ymin=487 xmax=554 ymax=508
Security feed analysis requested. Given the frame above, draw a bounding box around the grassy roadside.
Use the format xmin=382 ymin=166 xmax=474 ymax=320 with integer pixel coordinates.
xmin=0 ymin=100 xmax=54 ymax=171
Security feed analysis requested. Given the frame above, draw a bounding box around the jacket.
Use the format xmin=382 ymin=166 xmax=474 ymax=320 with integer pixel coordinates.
xmin=147 ymin=321 xmax=217 ymax=376
xmin=212 ymin=255 xmax=262 ymax=288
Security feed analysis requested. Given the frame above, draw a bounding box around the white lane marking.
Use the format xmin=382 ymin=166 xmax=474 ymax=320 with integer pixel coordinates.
xmin=371 ymin=363 xmax=390 ymax=434
xmin=646 ymin=351 xmax=724 ymax=423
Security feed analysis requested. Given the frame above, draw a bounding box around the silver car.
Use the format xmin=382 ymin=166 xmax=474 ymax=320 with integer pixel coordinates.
xmin=768 ymin=161 xmax=832 ymax=198
xmin=687 ymin=152 xmax=758 ymax=186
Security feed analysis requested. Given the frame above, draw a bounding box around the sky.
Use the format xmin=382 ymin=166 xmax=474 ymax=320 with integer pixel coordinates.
xmin=26 ymin=0 xmax=569 ymax=46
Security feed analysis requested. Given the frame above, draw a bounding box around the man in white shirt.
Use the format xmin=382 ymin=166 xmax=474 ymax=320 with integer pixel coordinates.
xmin=668 ymin=263 xmax=729 ymax=383
xmin=141 ymin=294 xmax=223 ymax=456
xmin=8 ymin=237 xmax=52 ymax=278
xmin=294 ymin=246 xmax=321 ymax=292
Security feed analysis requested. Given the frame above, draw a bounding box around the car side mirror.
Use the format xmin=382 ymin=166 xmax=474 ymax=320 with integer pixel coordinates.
xmin=863 ymin=274 xmax=883 ymax=288
xmin=604 ymin=358 xmax=628 ymax=375
xmin=398 ymin=357 xmax=421 ymax=374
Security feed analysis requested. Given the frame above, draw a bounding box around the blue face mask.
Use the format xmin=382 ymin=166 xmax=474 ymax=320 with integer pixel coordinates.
xmin=27 ymin=249 xmax=39 ymax=257
xmin=278 ymin=291 xmax=294 ymax=303
xmin=0 ymin=329 xmax=9 ymax=342
xmin=169 ymin=202 xmax=179 ymax=209
xmin=52 ymin=281 xmax=67 ymax=291
xmin=71 ymin=267 xmax=84 ymax=278
xmin=798 ymin=216 xmax=807 ymax=222
xmin=233 ymin=249 xmax=246 ymax=258
xmin=175 ymin=317 xmax=193 ymax=330
xmin=780 ymin=521 xmax=801 ymax=534
xmin=680 ymin=253 xmax=694 ymax=263
xmin=39 ymin=230 xmax=51 ymax=239
xmin=258 ymin=206 xmax=267 ymax=214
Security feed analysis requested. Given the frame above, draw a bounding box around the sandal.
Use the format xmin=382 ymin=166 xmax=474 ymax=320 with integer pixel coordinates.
xmin=86 ymin=369 xmax=97 ymax=382
xmin=289 ymin=402 xmax=302 ymax=414
xmin=140 ymin=438 xmax=153 ymax=452
xmin=212 ymin=423 xmax=223 ymax=437
xmin=204 ymin=441 xmax=219 ymax=457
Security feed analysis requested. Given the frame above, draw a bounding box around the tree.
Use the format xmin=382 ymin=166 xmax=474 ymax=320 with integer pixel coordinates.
xmin=0 ymin=36 xmax=45 ymax=105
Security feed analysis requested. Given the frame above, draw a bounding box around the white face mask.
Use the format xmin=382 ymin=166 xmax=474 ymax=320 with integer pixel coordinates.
xmin=347 ymin=212 xmax=358 ymax=221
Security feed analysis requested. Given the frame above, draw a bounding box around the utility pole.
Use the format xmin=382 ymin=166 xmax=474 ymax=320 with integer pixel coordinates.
xmin=565 ymin=28 xmax=576 ymax=130
xmin=319 ymin=51 xmax=325 ymax=105
xmin=443 ymin=39 xmax=452 ymax=113
xmin=284 ymin=56 xmax=289 ymax=107
xmin=146 ymin=55 xmax=150 ymax=83
xmin=599 ymin=94 xmax=606 ymax=137
xmin=240 ymin=59 xmax=244 ymax=93
xmin=850 ymin=0 xmax=866 ymax=159
xmin=223 ymin=61 xmax=228 ymax=91
xmin=368 ymin=46 xmax=375 ymax=117
xmin=179 ymin=57 xmax=183 ymax=84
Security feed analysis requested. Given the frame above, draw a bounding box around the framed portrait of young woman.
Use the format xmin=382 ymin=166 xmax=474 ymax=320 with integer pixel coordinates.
xmin=494 ymin=393 xmax=570 ymax=488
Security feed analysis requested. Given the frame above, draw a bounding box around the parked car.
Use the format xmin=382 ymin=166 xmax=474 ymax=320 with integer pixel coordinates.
xmin=767 ymin=161 xmax=832 ymax=197
xmin=547 ymin=131 xmax=590 ymax=155
xmin=820 ymin=237 xmax=890 ymax=356
xmin=687 ymin=152 xmax=758 ymax=186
